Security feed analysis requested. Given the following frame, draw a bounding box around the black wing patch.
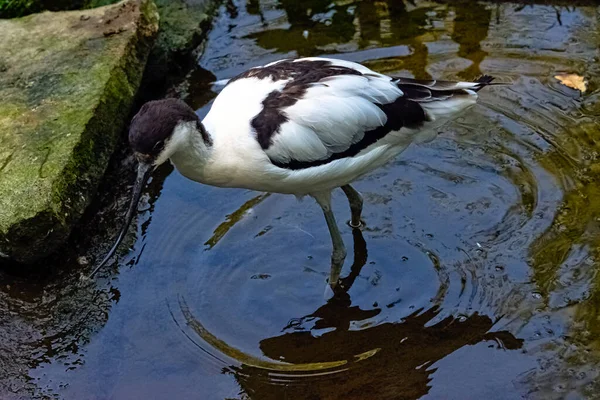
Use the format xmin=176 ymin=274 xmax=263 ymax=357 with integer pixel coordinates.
xmin=271 ymin=96 xmax=427 ymax=170
xmin=227 ymin=59 xmax=361 ymax=86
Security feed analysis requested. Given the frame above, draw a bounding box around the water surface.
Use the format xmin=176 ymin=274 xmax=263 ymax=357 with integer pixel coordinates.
xmin=2 ymin=0 xmax=600 ymax=399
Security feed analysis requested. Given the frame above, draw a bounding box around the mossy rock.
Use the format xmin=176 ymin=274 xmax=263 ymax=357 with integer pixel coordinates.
xmin=0 ymin=0 xmax=159 ymax=264
xmin=87 ymin=0 xmax=214 ymax=57
xmin=2 ymin=0 xmax=216 ymax=78
xmin=140 ymin=0 xmax=213 ymax=97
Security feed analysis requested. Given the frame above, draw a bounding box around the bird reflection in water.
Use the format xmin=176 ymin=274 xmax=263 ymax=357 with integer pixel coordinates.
xmin=224 ymin=228 xmax=524 ymax=400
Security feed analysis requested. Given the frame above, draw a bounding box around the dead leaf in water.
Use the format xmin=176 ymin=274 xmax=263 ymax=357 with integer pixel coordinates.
xmin=555 ymin=73 xmax=587 ymax=92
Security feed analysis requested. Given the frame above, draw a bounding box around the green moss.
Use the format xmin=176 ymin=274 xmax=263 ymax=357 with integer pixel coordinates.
xmin=154 ymin=0 xmax=207 ymax=55
xmin=85 ymin=0 xmax=216 ymax=96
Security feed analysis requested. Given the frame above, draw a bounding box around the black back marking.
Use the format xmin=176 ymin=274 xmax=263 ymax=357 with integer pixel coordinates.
xmin=228 ymin=59 xmax=361 ymax=85
xmin=129 ymin=98 xmax=205 ymax=159
xmin=229 ymin=60 xmax=363 ymax=150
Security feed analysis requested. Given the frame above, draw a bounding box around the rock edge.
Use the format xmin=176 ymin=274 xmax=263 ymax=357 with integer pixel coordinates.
xmin=0 ymin=0 xmax=159 ymax=263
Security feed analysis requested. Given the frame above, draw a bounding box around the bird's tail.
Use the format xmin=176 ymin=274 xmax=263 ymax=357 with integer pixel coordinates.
xmin=475 ymin=75 xmax=495 ymax=84
xmin=393 ymin=75 xmax=505 ymax=94
xmin=472 ymin=75 xmax=508 ymax=92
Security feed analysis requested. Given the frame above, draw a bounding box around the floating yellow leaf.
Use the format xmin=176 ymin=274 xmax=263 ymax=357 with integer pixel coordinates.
xmin=555 ymin=73 xmax=587 ymax=92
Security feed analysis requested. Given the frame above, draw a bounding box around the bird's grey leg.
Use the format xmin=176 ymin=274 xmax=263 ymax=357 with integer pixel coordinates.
xmin=312 ymin=191 xmax=347 ymax=289
xmin=341 ymin=184 xmax=363 ymax=228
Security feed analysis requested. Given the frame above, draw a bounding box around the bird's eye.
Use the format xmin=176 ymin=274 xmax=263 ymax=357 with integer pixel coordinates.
xmin=152 ymin=140 xmax=165 ymax=151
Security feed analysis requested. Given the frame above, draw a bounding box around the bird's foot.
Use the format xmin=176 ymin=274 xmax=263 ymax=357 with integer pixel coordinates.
xmin=324 ymin=284 xmax=335 ymax=301
xmin=324 ymin=278 xmax=346 ymax=301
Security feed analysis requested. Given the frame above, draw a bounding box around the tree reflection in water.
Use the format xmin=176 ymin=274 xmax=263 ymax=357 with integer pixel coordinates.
xmin=245 ymin=0 xmax=495 ymax=81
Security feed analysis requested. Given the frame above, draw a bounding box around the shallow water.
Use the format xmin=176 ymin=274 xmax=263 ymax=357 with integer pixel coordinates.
xmin=2 ymin=0 xmax=600 ymax=399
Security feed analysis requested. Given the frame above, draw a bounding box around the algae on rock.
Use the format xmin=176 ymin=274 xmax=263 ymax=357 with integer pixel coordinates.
xmin=0 ymin=0 xmax=159 ymax=264
xmin=2 ymin=0 xmax=218 ymax=96
xmin=87 ymin=0 xmax=217 ymax=92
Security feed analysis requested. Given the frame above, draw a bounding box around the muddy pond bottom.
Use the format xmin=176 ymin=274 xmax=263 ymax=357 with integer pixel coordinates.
xmin=2 ymin=0 xmax=600 ymax=399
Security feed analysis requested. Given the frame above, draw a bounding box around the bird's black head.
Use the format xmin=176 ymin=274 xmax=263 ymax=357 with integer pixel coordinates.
xmin=89 ymin=98 xmax=201 ymax=278
xmin=128 ymin=98 xmax=200 ymax=165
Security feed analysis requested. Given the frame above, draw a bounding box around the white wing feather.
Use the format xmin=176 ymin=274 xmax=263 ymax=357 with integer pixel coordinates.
xmin=269 ymin=121 xmax=329 ymax=163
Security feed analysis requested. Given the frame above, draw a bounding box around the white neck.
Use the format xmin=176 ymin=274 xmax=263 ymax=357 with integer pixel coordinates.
xmin=160 ymin=120 xmax=214 ymax=183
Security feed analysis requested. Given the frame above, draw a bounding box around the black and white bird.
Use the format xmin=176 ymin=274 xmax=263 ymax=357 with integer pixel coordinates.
xmin=90 ymin=57 xmax=498 ymax=287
